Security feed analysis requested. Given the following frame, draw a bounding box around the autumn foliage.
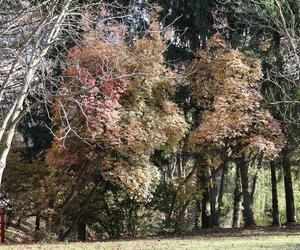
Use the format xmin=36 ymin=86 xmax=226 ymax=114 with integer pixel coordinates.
xmin=188 ymin=34 xmax=284 ymax=163
xmin=46 ymin=28 xmax=188 ymax=200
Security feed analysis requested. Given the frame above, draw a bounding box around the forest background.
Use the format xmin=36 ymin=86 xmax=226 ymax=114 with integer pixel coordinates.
xmin=0 ymin=0 xmax=299 ymax=242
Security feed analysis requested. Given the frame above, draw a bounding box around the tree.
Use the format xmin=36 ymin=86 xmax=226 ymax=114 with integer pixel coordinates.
xmin=42 ymin=19 xmax=188 ymax=238
xmin=187 ymin=34 xmax=284 ymax=227
xmin=218 ymin=0 xmax=300 ymax=224
xmin=0 ymin=0 xmax=74 ymax=186
xmin=47 ymin=23 xmax=187 ymax=198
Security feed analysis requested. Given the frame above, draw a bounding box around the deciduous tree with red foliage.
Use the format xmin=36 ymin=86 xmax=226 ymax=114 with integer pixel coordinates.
xmin=46 ymin=23 xmax=188 ymax=201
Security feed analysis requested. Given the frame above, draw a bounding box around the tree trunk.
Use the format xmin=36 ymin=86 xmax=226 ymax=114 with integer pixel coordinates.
xmin=35 ymin=211 xmax=41 ymax=242
xmin=250 ymin=154 xmax=263 ymax=204
xmin=232 ymin=164 xmax=241 ymax=228
xmin=270 ymin=161 xmax=280 ymax=226
xmin=175 ymin=199 xmax=190 ymax=232
xmin=194 ymin=199 xmax=201 ymax=231
xmin=239 ymin=155 xmax=256 ymax=227
xmin=77 ymin=220 xmax=86 ymax=241
xmin=250 ymin=173 xmax=258 ymax=203
xmin=165 ymin=193 xmax=177 ymax=228
xmin=282 ymin=148 xmax=296 ymax=223
xmin=201 ymin=188 xmax=211 ymax=228
xmin=45 ymin=198 xmax=55 ymax=232
xmin=128 ymin=201 xmax=138 ymax=237
xmin=0 ymin=123 xmax=17 ymax=186
xmin=216 ymin=162 xmax=227 ymax=227
xmin=52 ymin=169 xmax=87 ymax=230
xmin=209 ymin=173 xmax=218 ymax=228
xmin=60 ymin=181 xmax=100 ymax=241
xmin=196 ymin=155 xmax=211 ymax=229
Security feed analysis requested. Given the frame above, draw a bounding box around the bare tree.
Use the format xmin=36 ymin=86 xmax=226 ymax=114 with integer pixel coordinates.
xmin=0 ymin=0 xmax=76 ymax=186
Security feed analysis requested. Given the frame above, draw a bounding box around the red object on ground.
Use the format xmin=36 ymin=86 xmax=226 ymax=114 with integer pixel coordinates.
xmin=0 ymin=208 xmax=5 ymax=243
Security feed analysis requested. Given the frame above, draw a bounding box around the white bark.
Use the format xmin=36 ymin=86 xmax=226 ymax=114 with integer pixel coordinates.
xmin=0 ymin=0 xmax=72 ymax=186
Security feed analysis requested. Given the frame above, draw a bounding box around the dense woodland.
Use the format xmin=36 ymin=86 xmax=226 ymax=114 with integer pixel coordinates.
xmin=0 ymin=0 xmax=299 ymax=242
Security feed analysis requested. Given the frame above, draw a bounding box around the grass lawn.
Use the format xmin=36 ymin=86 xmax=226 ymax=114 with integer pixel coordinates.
xmin=2 ymin=234 xmax=300 ymax=250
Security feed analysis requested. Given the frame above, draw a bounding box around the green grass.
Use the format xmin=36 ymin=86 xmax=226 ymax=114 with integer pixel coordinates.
xmin=2 ymin=235 xmax=300 ymax=250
